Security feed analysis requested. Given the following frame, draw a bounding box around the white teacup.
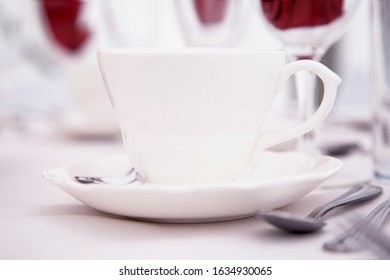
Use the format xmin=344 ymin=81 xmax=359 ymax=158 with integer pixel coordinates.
xmin=98 ymin=49 xmax=341 ymax=184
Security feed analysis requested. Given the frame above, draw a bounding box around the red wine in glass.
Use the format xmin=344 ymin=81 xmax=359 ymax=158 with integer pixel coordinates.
xmin=260 ymin=0 xmax=348 ymax=60
xmin=261 ymin=0 xmax=344 ymax=30
xmin=194 ymin=0 xmax=228 ymax=25
xmin=40 ymin=0 xmax=91 ymax=54
xmin=175 ymin=0 xmax=247 ymax=46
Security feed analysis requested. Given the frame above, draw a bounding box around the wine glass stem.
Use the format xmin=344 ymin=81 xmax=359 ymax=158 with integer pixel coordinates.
xmin=294 ymin=67 xmax=319 ymax=153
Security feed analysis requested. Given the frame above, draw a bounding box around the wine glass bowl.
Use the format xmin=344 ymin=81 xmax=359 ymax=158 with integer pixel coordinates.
xmin=15 ymin=0 xmax=123 ymax=137
xmin=259 ymin=0 xmax=362 ymax=60
xmin=40 ymin=0 xmax=91 ymax=55
xmin=257 ymin=0 xmax=362 ymax=153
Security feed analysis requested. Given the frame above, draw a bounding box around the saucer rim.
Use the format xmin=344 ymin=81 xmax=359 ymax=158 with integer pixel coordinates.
xmin=42 ymin=151 xmax=341 ymax=223
xmin=43 ymin=151 xmax=342 ymax=192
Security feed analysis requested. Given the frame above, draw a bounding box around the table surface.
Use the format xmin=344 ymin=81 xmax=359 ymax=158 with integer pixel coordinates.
xmin=0 ymin=124 xmax=388 ymax=260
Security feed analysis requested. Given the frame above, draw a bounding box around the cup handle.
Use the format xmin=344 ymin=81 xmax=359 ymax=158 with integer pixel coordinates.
xmin=254 ymin=59 xmax=341 ymax=153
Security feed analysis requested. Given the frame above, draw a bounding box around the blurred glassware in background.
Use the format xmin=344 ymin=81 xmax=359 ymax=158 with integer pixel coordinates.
xmin=174 ymin=0 xmax=249 ymax=46
xmin=371 ymin=0 xmax=390 ymax=179
xmin=3 ymin=0 xmax=71 ymax=131
xmin=4 ymin=0 xmax=162 ymax=139
xmin=258 ymin=0 xmax=361 ymax=153
xmin=0 ymin=0 xmax=23 ymax=130
xmin=36 ymin=0 xmax=120 ymax=139
xmin=320 ymin=0 xmax=371 ymax=128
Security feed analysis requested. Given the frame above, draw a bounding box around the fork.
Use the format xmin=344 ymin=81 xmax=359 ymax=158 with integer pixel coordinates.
xmin=323 ymin=199 xmax=390 ymax=254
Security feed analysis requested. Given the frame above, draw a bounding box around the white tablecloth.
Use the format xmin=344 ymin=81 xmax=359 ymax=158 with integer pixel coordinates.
xmin=0 ymin=126 xmax=388 ymax=260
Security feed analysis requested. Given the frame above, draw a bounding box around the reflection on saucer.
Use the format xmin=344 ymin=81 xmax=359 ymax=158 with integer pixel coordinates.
xmin=42 ymin=151 xmax=341 ymax=223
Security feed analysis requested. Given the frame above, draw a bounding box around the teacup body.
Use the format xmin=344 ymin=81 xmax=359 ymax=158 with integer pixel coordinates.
xmin=98 ymin=49 xmax=340 ymax=184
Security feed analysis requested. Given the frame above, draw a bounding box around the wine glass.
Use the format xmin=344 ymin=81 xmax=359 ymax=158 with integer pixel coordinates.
xmin=7 ymin=0 xmax=104 ymax=134
xmin=14 ymin=0 xmax=162 ymax=137
xmin=258 ymin=0 xmax=362 ymax=153
xmin=174 ymin=0 xmax=249 ymax=47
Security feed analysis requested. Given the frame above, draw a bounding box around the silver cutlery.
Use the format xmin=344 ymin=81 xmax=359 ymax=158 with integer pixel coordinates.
xmin=74 ymin=167 xmax=143 ymax=185
xmin=323 ymin=199 xmax=390 ymax=254
xmin=259 ymin=184 xmax=383 ymax=234
xmin=322 ymin=142 xmax=362 ymax=157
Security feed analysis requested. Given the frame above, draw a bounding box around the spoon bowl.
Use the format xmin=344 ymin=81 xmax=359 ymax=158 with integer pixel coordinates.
xmin=260 ymin=184 xmax=383 ymax=234
xmin=74 ymin=168 xmax=144 ymax=185
xmin=261 ymin=210 xmax=327 ymax=233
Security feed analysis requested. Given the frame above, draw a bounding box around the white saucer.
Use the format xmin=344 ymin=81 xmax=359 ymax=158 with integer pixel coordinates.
xmin=42 ymin=151 xmax=341 ymax=223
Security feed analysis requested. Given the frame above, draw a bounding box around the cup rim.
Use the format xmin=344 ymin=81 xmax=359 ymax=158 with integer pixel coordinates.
xmin=97 ymin=47 xmax=286 ymax=55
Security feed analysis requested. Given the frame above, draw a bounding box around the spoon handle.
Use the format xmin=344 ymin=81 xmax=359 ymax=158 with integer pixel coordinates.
xmin=323 ymin=199 xmax=390 ymax=253
xmin=308 ymin=184 xmax=369 ymax=217
xmin=308 ymin=184 xmax=383 ymax=219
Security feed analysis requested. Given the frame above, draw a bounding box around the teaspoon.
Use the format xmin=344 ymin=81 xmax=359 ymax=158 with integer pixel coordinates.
xmin=74 ymin=168 xmax=143 ymax=185
xmin=259 ymin=184 xmax=383 ymax=234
